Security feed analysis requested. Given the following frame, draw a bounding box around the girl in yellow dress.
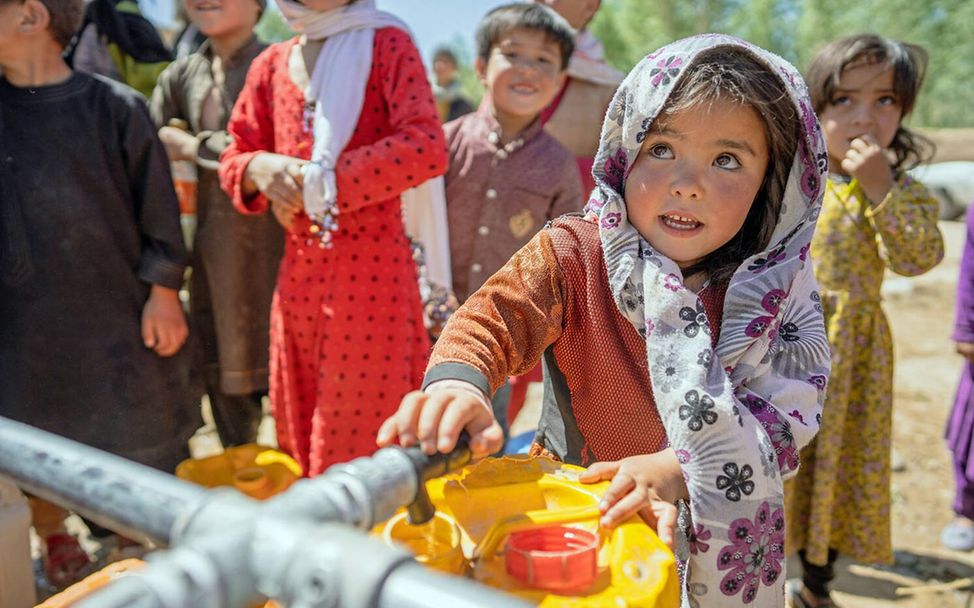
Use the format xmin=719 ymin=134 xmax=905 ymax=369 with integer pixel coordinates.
xmin=786 ymin=34 xmax=944 ymax=608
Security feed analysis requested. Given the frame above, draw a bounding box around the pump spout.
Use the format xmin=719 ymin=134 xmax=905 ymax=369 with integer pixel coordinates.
xmin=402 ymin=434 xmax=472 ymax=525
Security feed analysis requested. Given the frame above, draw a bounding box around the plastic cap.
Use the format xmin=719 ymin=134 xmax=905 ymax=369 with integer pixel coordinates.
xmin=505 ymin=526 xmax=598 ymax=592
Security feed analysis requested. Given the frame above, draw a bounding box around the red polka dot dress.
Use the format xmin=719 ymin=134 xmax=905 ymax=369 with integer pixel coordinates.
xmin=220 ymin=29 xmax=447 ymax=476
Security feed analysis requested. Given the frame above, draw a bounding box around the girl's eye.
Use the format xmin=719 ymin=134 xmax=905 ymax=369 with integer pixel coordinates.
xmin=649 ymin=144 xmax=672 ymax=159
xmin=877 ymin=95 xmax=899 ymax=106
xmin=831 ymin=95 xmax=850 ymax=106
xmin=714 ymin=153 xmax=741 ymax=170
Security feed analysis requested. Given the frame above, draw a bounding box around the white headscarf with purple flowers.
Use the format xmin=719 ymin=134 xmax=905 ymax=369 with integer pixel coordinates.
xmin=587 ymin=35 xmax=830 ymax=606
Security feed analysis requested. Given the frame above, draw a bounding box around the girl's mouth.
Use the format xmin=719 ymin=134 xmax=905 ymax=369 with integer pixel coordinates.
xmin=660 ymin=213 xmax=702 ymax=231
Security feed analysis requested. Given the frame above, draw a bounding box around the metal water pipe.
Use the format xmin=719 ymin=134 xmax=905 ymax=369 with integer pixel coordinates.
xmin=0 ymin=416 xmax=530 ymax=608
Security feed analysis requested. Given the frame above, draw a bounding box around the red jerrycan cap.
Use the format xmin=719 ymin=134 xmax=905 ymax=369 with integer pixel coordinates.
xmin=504 ymin=526 xmax=598 ymax=592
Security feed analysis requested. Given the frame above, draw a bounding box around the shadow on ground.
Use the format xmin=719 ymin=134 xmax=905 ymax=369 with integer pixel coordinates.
xmin=789 ymin=548 xmax=974 ymax=607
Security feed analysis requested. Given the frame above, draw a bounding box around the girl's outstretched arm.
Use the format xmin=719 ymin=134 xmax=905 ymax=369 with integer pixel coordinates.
xmin=376 ymin=386 xmax=504 ymax=458
xmin=423 ymin=230 xmax=566 ymax=398
xmin=378 ymin=229 xmax=566 ymax=457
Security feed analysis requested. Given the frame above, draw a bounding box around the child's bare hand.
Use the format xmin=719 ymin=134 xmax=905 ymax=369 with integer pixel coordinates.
xmin=248 ymin=153 xmax=306 ymax=224
xmin=376 ymin=387 xmax=504 ymax=458
xmin=271 ymin=199 xmax=300 ymax=231
xmin=158 ymin=126 xmax=199 ymax=162
xmin=579 ymin=450 xmax=687 ymax=548
xmin=141 ymin=285 xmax=187 ymax=357
xmin=842 ymin=134 xmax=894 ymax=203
xmin=957 ymin=342 xmax=974 ymax=362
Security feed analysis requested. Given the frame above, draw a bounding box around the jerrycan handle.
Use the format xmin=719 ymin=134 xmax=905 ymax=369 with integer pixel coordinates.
xmin=401 ymin=432 xmax=472 ymax=525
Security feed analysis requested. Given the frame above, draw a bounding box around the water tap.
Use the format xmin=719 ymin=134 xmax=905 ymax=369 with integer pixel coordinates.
xmin=401 ymin=433 xmax=472 ymax=525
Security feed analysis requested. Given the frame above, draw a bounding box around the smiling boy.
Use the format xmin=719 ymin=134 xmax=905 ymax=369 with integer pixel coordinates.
xmin=444 ymin=3 xmax=583 ymax=305
xmin=441 ymin=3 xmax=583 ymax=438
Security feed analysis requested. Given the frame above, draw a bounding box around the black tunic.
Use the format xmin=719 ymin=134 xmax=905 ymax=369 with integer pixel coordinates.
xmin=0 ymin=72 xmax=200 ymax=471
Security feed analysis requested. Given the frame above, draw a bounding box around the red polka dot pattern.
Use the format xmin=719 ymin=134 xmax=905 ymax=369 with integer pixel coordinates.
xmin=220 ymin=29 xmax=447 ymax=475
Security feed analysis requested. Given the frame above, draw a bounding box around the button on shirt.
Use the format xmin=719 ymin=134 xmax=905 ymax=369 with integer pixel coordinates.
xmin=443 ymin=107 xmax=584 ymax=301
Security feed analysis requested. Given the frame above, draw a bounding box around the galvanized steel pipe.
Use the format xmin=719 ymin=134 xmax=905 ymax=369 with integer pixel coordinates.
xmin=0 ymin=416 xmax=207 ymax=545
xmin=0 ymin=417 xmax=534 ymax=607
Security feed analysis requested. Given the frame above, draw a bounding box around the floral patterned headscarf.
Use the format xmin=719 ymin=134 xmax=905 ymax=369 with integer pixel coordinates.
xmin=587 ymin=35 xmax=830 ymax=606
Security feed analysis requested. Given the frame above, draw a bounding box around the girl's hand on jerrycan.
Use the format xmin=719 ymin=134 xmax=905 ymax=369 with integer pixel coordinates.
xmin=377 ymin=387 xmax=504 ymax=459
xmin=579 ymin=449 xmax=689 ymax=549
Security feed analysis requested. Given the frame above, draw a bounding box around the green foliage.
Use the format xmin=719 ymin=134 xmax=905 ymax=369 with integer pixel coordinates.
xmin=589 ymin=0 xmax=974 ymax=127
xmin=255 ymin=9 xmax=294 ymax=44
xmin=440 ymin=35 xmax=485 ymax=108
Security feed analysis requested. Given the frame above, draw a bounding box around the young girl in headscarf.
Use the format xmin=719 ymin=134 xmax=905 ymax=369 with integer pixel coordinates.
xmin=786 ymin=35 xmax=943 ymax=607
xmin=378 ymin=34 xmax=831 ymax=607
xmin=219 ymin=0 xmax=447 ymax=476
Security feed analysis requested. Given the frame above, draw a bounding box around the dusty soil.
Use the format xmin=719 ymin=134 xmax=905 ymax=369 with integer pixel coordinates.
xmin=917 ymin=128 xmax=974 ymax=163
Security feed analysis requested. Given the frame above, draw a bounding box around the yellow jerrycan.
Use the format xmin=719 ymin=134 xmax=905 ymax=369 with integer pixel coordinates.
xmin=175 ymin=444 xmax=302 ymax=500
xmin=378 ymin=455 xmax=680 ymax=607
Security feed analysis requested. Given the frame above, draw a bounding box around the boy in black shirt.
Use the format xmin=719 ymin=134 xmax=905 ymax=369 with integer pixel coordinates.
xmin=0 ymin=0 xmax=199 ymax=587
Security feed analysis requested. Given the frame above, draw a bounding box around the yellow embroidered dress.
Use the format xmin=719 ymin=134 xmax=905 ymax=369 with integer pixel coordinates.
xmin=786 ymin=174 xmax=943 ymax=565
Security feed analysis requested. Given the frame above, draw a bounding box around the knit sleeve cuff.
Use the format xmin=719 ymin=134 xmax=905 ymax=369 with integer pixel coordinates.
xmin=422 ymin=362 xmax=491 ymax=398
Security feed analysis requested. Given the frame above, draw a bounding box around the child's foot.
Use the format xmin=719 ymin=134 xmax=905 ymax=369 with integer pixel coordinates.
xmin=787 ymin=580 xmax=839 ymax=608
xmin=42 ymin=532 xmax=92 ymax=589
xmin=941 ymin=517 xmax=974 ymax=551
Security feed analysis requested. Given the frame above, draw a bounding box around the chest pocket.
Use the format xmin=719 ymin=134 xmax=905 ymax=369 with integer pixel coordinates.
xmin=503 ymin=186 xmax=551 ymax=241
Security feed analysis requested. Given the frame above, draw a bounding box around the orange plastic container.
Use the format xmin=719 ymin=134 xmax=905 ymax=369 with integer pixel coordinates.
xmin=175 ymin=444 xmax=301 ymax=500
xmin=36 ymin=559 xmax=145 ymax=607
xmin=173 ymin=175 xmax=197 ymax=215
xmin=35 ymin=559 xmax=279 ymax=608
xmin=382 ymin=511 xmax=466 ymax=574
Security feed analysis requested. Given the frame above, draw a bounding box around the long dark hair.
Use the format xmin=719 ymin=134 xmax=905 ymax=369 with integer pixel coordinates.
xmin=656 ymin=47 xmax=801 ymax=285
xmin=805 ymin=34 xmax=933 ymax=172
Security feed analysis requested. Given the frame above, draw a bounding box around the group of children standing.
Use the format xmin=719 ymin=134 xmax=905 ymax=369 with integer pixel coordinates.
xmin=0 ymin=0 xmax=961 ymax=606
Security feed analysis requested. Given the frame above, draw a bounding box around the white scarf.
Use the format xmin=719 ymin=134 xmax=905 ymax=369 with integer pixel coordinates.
xmin=277 ymin=0 xmax=451 ymax=288
xmin=278 ymin=0 xmax=406 ymax=222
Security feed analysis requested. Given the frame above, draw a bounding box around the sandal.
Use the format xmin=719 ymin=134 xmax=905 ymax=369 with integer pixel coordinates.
xmin=787 ymin=580 xmax=839 ymax=608
xmin=43 ymin=532 xmax=92 ymax=589
xmin=941 ymin=519 xmax=974 ymax=551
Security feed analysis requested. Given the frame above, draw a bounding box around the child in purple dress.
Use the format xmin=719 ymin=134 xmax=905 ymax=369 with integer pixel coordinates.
xmin=944 ymin=202 xmax=974 ymax=550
